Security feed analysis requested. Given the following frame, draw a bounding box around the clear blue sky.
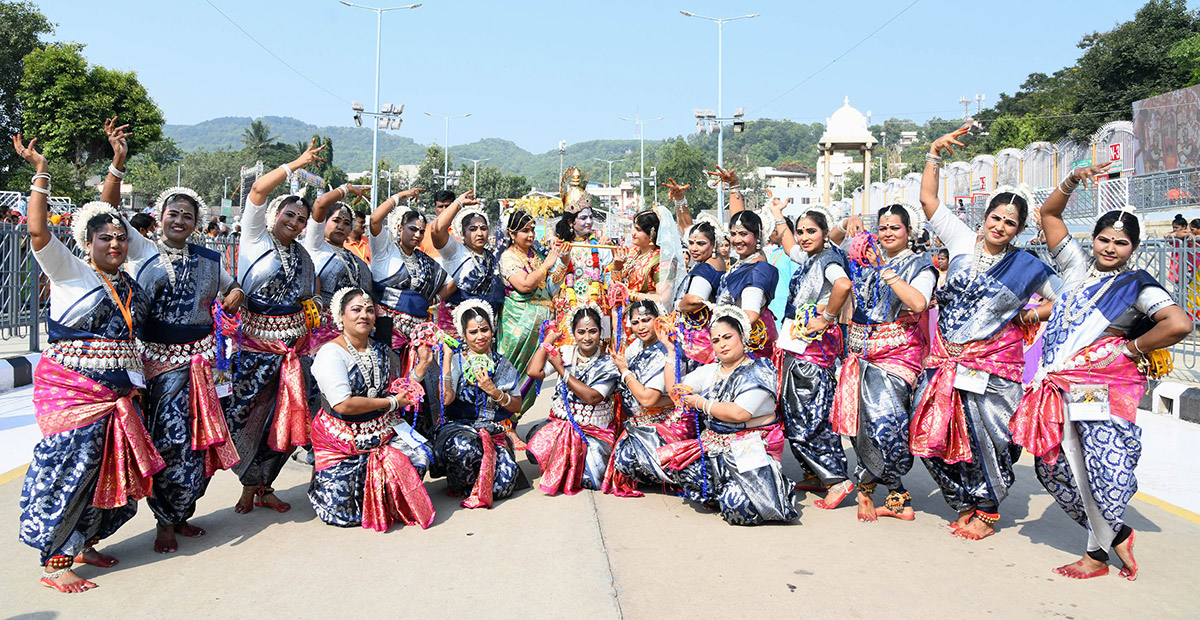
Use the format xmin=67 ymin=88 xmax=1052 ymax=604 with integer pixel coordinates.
xmin=39 ymin=0 xmax=1185 ymax=153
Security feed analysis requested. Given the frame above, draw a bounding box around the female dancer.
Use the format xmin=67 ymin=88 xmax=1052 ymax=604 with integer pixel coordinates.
xmin=1012 ymin=162 xmax=1191 ymax=580
xmin=308 ymin=287 xmax=435 ymax=530
xmin=102 ymin=121 xmax=242 ymax=553
xmin=368 ymin=188 xmax=451 ymax=363
xmin=526 ymin=305 xmax=620 ymax=495
xmin=498 ymin=209 xmax=561 ymax=415
xmin=430 ymin=190 xmax=503 ymax=336
xmin=432 ymin=299 xmax=529 ymax=508
xmin=225 ymin=141 xmax=322 ymax=515
xmin=615 ymin=210 xmax=663 ymax=303
xmin=15 ymin=134 xmax=159 ymax=592
xmin=668 ymin=179 xmax=726 ymax=372
xmin=767 ymin=200 xmax=855 ymax=511
xmin=827 ymin=203 xmax=937 ymax=522
xmin=710 ymin=167 xmax=779 ymax=360
xmin=658 ymin=305 xmax=797 ymax=525
xmin=912 ymin=126 xmax=1060 ymax=540
xmin=603 ymin=300 xmax=684 ymax=496
xmin=306 ymin=184 xmax=375 ymax=349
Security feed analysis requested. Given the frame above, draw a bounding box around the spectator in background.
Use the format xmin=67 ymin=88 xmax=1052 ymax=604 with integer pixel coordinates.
xmin=344 ymin=211 xmax=371 ymax=263
xmin=0 ymin=203 xmax=10 ymax=225
xmin=218 ymin=215 xmax=229 ymax=234
xmin=935 ymin=248 xmax=950 ymax=290
xmin=130 ymin=212 xmax=157 ymax=238
xmin=231 ymin=224 xmax=242 ymax=240
xmin=1190 ymin=218 xmax=1200 ymax=236
xmin=206 ymin=221 xmax=221 ymax=237
xmin=420 ymin=189 xmax=456 ymax=261
xmin=1168 ymin=214 xmax=1190 ymax=239
xmin=764 ymin=210 xmax=794 ymax=328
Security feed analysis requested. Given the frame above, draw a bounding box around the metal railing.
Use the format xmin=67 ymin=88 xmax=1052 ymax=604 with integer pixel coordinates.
xmin=1130 ymin=167 xmax=1200 ymax=213
xmin=0 ymin=224 xmax=240 ymax=351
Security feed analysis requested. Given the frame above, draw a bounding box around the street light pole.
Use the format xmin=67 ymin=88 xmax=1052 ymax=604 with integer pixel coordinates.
xmin=594 ymin=158 xmax=623 ymax=187
xmin=619 ymin=110 xmax=663 ymax=209
xmin=680 ymin=10 xmax=759 ymax=220
xmin=340 ymin=1 xmax=422 ymax=210
xmin=462 ymin=157 xmax=491 ymax=194
xmin=425 ymin=111 xmax=471 ymax=189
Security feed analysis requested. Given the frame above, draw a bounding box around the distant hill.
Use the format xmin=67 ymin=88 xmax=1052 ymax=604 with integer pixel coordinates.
xmin=163 ymin=115 xmax=830 ymax=188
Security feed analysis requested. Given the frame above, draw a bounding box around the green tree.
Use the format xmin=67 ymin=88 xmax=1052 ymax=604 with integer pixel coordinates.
xmin=0 ymin=0 xmax=53 ymax=190
xmin=653 ymin=138 xmax=714 ymax=214
xmin=18 ymin=43 xmax=164 ymax=196
xmin=414 ymin=145 xmax=447 ymax=210
xmin=240 ymin=119 xmax=277 ymax=160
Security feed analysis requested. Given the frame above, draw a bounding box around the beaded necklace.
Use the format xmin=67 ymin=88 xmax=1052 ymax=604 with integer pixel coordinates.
xmin=344 ymin=340 xmax=383 ymax=398
xmin=269 ymin=232 xmax=296 ymax=280
xmin=156 ymin=241 xmax=190 ymax=287
xmin=1060 ymin=264 xmax=1129 ymax=325
xmin=969 ymin=240 xmax=1009 ymax=280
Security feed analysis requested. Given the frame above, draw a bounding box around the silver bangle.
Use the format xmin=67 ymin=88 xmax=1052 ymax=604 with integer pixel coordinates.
xmin=925 ymin=153 xmax=942 ymax=164
xmin=29 ymin=185 xmax=49 ymax=196
xmin=1132 ymin=338 xmax=1144 ymax=355
xmin=1058 ymin=180 xmax=1075 ymax=196
xmin=835 ymin=219 xmax=847 ymax=234
xmin=822 ymin=310 xmax=837 ymax=322
xmin=31 ymin=172 xmax=50 ymax=182
xmin=621 ymin=370 xmax=635 ymax=384
xmin=107 ymin=164 xmax=126 ymax=179
xmin=279 ymin=163 xmax=294 ymax=176
xmin=386 ymin=395 xmax=399 ymax=413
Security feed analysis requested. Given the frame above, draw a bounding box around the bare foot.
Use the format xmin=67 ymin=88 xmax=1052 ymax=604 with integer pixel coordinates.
xmin=1114 ymin=530 xmax=1137 ymax=581
xmin=176 ymin=521 xmax=206 ymax=537
xmin=234 ymin=487 xmax=255 ymax=514
xmin=857 ymin=490 xmax=878 ymax=523
xmin=74 ymin=547 xmax=118 ymax=568
xmin=947 ymin=509 xmax=974 ymax=531
xmin=814 ymin=481 xmax=854 ymax=510
xmin=875 ymin=491 xmax=915 ymax=520
xmin=1054 ymin=556 xmax=1110 ymax=579
xmin=953 ymin=518 xmax=995 ymax=540
xmin=154 ymin=525 xmax=178 ymax=554
xmin=41 ymin=568 xmax=97 ymax=593
xmin=506 ymin=430 xmax=527 ymax=450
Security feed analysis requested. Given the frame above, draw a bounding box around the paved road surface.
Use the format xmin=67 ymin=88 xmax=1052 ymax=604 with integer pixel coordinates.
xmin=1 ymin=388 xmax=1199 ymax=619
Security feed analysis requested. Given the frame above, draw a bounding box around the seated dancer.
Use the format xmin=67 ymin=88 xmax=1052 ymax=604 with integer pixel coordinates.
xmin=826 ymin=202 xmax=937 ymax=522
xmin=1012 ymin=162 xmax=1191 ymax=580
xmin=498 ymin=209 xmax=562 ymax=417
xmin=102 ymin=120 xmax=242 ymax=553
xmin=15 ymin=134 xmax=160 ymax=593
xmin=308 ymin=287 xmax=435 ymax=530
xmin=432 ymin=300 xmax=528 ymax=508
xmin=766 ymin=199 xmax=855 ymax=511
xmin=526 ymin=304 xmax=620 ymax=495
xmin=225 ymin=142 xmax=322 ymax=515
xmin=669 ymin=178 xmax=726 ymax=373
xmin=368 ymin=188 xmax=451 ymax=368
xmin=430 ymin=189 xmax=503 ymax=336
xmin=912 ymin=126 xmax=1060 ymax=540
xmin=603 ymin=300 xmax=687 ymax=496
xmin=306 ymin=184 xmax=375 ymax=349
xmin=659 ymin=305 xmax=797 ymax=525
xmin=709 ymin=166 xmax=779 ymax=360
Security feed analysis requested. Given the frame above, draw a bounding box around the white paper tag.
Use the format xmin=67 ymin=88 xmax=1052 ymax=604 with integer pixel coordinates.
xmin=731 ymin=436 xmax=771 ymax=473
xmin=952 ymin=364 xmax=989 ymax=394
xmin=216 ymin=382 xmax=233 ymax=398
xmin=1067 ymin=384 xmax=1111 ymax=422
xmin=127 ymin=370 xmax=146 ymax=389
xmin=391 ymin=420 xmax=429 ymax=450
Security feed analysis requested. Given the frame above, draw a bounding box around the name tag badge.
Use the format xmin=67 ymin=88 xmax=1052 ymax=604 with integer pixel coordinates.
xmin=1067 ymin=384 xmax=1111 ymax=422
xmin=216 ymin=382 xmax=233 ymax=398
xmin=952 ymin=364 xmax=989 ymax=394
xmin=731 ymin=436 xmax=772 ymax=473
xmin=127 ymin=370 xmax=146 ymax=389
xmin=391 ymin=420 xmax=430 ymax=450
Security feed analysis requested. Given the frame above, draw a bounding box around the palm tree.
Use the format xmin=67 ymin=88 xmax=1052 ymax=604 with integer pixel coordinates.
xmin=241 ymin=120 xmax=277 ymax=159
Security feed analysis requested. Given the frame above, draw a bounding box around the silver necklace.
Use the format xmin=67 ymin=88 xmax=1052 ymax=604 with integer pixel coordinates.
xmin=270 ymin=232 xmax=296 ymax=280
xmin=970 ymin=240 xmax=1009 ymax=279
xmin=344 ymin=340 xmax=383 ymax=398
xmin=1061 ymin=264 xmax=1128 ymax=325
xmin=156 ymin=241 xmax=189 ymax=286
xmin=572 ymin=347 xmax=600 ymax=376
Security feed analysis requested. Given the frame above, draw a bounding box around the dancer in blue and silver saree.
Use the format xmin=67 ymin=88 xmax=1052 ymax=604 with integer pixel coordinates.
xmin=659 ymin=305 xmax=797 ymax=526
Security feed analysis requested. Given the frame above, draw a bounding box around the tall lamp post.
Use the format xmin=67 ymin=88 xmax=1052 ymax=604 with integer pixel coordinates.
xmin=680 ymin=9 xmax=759 ymax=221
xmin=619 ymin=110 xmax=663 ymax=209
xmin=339 ymin=2 xmax=421 ymax=209
xmin=425 ymin=111 xmax=471 ymax=189
xmin=462 ymin=157 xmax=491 ymax=194
xmin=594 ymin=157 xmax=624 ymax=187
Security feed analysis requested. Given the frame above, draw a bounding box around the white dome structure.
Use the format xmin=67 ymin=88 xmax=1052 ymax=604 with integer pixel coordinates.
xmin=817 ymin=97 xmax=878 ymax=215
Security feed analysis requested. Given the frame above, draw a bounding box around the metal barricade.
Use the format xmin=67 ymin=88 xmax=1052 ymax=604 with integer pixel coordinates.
xmin=1130 ymin=168 xmax=1200 ymax=213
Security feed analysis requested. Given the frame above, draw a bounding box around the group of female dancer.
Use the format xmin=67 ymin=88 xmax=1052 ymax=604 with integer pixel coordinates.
xmin=12 ymin=119 xmax=1191 ymax=593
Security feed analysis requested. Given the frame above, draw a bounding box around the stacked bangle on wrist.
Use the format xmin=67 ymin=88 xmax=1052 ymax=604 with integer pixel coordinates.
xmin=925 ymin=153 xmax=943 ymax=165
xmin=107 ymin=164 xmax=126 ymax=179
xmin=822 ymin=310 xmax=838 ymax=322
xmin=30 ymin=172 xmax=50 ymax=195
xmin=279 ymin=163 xmax=295 ymax=176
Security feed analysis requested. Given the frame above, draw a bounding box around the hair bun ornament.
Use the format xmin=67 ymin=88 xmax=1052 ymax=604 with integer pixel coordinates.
xmin=72 ymin=201 xmax=123 ymax=248
xmin=848 ymin=231 xmax=881 ymax=267
xmin=800 ymin=203 xmax=836 ymax=229
xmin=265 ymin=194 xmax=302 ymax=228
xmin=452 ymin=298 xmax=495 ymax=337
xmin=387 ymin=204 xmax=420 ymax=239
xmin=451 ymin=205 xmax=489 ymax=239
xmin=710 ymin=304 xmax=752 ymax=345
xmin=688 ymin=212 xmax=729 ymax=242
xmin=988 ymin=184 xmax=1036 ymax=229
xmin=895 ymin=201 xmax=927 ymax=237
xmin=329 ymin=286 xmax=368 ymax=331
xmin=154 ymin=186 xmax=209 ymax=223
xmin=1111 ymin=204 xmax=1141 ymax=233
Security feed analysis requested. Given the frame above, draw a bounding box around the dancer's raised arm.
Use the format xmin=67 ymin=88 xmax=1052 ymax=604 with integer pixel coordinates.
xmin=12 ymin=135 xmax=50 ymax=250
xmin=920 ymin=125 xmax=969 ymax=219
